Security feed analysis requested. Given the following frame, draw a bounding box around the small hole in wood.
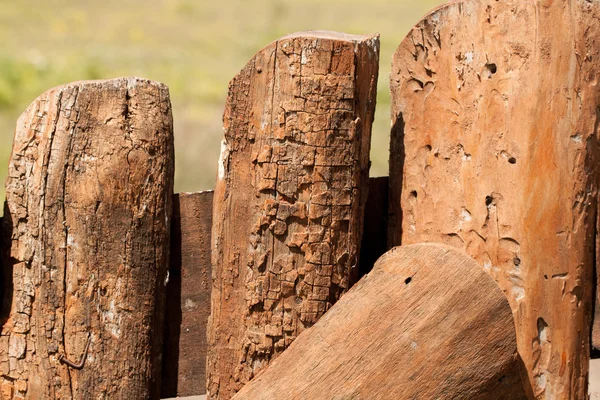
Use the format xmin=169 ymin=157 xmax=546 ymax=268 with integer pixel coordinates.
xmin=410 ymin=191 xmax=418 ymax=199
xmin=485 ymin=196 xmax=493 ymax=206
xmin=405 ymin=277 xmax=412 ymax=285
xmin=508 ymin=157 xmax=516 ymax=164
xmin=486 ymin=63 xmax=497 ymax=74
xmin=514 ymin=257 xmax=521 ymax=266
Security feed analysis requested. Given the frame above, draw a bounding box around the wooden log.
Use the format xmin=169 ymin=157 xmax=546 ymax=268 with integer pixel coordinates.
xmin=161 ymin=191 xmax=213 ymax=398
xmin=232 ymin=243 xmax=526 ymax=400
xmin=389 ymin=1 xmax=600 ymax=397
xmin=0 ymin=78 xmax=174 ymax=399
xmin=208 ymin=31 xmax=379 ymax=399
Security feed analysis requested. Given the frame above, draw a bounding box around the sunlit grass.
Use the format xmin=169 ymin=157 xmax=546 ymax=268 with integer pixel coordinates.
xmin=0 ymin=0 xmax=444 ymax=199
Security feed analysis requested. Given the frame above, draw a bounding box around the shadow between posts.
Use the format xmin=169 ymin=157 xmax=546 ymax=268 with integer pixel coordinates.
xmin=160 ymin=177 xmax=389 ymax=397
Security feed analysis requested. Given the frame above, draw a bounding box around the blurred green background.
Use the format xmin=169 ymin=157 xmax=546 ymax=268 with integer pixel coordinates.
xmin=0 ymin=0 xmax=444 ymax=198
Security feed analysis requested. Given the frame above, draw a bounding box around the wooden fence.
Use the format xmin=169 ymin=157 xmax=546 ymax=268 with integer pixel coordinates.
xmin=0 ymin=0 xmax=600 ymax=399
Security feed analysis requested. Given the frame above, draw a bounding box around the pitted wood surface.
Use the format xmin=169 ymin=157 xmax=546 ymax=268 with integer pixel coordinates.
xmin=232 ymin=244 xmax=526 ymax=400
xmin=0 ymin=78 xmax=174 ymax=399
xmin=207 ymin=31 xmax=379 ymax=399
xmin=390 ymin=1 xmax=600 ymax=398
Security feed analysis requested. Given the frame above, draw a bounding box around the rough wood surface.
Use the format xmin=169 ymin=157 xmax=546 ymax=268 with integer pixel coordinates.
xmin=207 ymin=31 xmax=379 ymax=399
xmin=162 ymin=191 xmax=213 ymax=398
xmin=0 ymin=78 xmax=174 ymax=399
xmin=390 ymin=1 xmax=600 ymax=398
xmin=232 ymin=243 xmax=526 ymax=400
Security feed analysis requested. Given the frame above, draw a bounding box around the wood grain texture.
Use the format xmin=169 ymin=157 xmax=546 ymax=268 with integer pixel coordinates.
xmin=390 ymin=1 xmax=600 ymax=398
xmin=162 ymin=191 xmax=213 ymax=398
xmin=208 ymin=31 xmax=379 ymax=399
xmin=233 ymin=243 xmax=526 ymax=400
xmin=0 ymin=78 xmax=174 ymax=399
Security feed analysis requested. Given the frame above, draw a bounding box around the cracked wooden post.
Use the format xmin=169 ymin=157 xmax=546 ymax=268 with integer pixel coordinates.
xmin=390 ymin=1 xmax=600 ymax=398
xmin=233 ymin=244 xmax=526 ymax=400
xmin=207 ymin=31 xmax=379 ymax=399
xmin=0 ymin=78 xmax=174 ymax=399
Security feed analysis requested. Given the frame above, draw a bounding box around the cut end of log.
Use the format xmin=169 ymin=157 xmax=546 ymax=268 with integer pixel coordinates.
xmin=232 ymin=243 xmax=526 ymax=400
xmin=29 ymin=76 xmax=169 ymax=101
xmin=281 ymin=30 xmax=380 ymax=44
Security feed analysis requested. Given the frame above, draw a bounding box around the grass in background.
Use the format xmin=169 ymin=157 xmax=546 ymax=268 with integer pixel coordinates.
xmin=0 ymin=0 xmax=444 ymax=198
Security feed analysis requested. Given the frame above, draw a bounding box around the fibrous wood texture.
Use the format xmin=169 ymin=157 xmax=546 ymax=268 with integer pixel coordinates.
xmin=232 ymin=243 xmax=526 ymax=400
xmin=162 ymin=191 xmax=213 ymax=398
xmin=208 ymin=31 xmax=379 ymax=399
xmin=0 ymin=78 xmax=174 ymax=399
xmin=390 ymin=1 xmax=600 ymax=398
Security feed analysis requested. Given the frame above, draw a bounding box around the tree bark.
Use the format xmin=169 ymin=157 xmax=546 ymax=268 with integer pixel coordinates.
xmin=208 ymin=31 xmax=379 ymax=399
xmin=390 ymin=1 xmax=600 ymax=398
xmin=232 ymin=243 xmax=526 ymax=400
xmin=0 ymin=78 xmax=174 ymax=399
xmin=162 ymin=191 xmax=213 ymax=398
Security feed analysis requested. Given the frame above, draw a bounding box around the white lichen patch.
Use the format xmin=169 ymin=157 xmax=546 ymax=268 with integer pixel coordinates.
xmin=218 ymin=139 xmax=230 ymax=181
xmin=102 ymin=299 xmax=122 ymax=339
xmin=511 ymin=286 xmax=525 ymax=302
xmin=465 ymin=51 xmax=474 ymax=64
xmin=184 ymin=298 xmax=197 ymax=310
xmin=461 ymin=208 xmax=472 ymax=222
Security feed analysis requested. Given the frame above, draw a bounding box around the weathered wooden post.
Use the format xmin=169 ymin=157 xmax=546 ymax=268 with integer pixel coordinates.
xmin=207 ymin=31 xmax=379 ymax=399
xmin=232 ymin=244 xmax=526 ymax=400
xmin=0 ymin=78 xmax=174 ymax=399
xmin=390 ymin=0 xmax=600 ymax=397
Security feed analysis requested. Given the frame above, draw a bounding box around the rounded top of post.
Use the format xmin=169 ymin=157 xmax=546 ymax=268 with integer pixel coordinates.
xmin=280 ymin=30 xmax=379 ymax=43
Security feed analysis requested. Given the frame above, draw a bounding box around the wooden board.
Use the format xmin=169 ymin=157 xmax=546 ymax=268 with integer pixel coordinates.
xmin=232 ymin=244 xmax=526 ymax=400
xmin=389 ymin=1 xmax=600 ymax=397
xmin=161 ymin=192 xmax=213 ymax=398
xmin=0 ymin=78 xmax=174 ymax=399
xmin=208 ymin=31 xmax=379 ymax=399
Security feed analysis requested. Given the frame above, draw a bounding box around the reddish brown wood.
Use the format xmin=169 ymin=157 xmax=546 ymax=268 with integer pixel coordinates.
xmin=162 ymin=191 xmax=213 ymax=398
xmin=160 ymin=178 xmax=389 ymax=398
xmin=390 ymin=1 xmax=600 ymax=397
xmin=208 ymin=31 xmax=379 ymax=399
xmin=233 ymin=244 xmax=527 ymax=400
xmin=0 ymin=78 xmax=174 ymax=399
